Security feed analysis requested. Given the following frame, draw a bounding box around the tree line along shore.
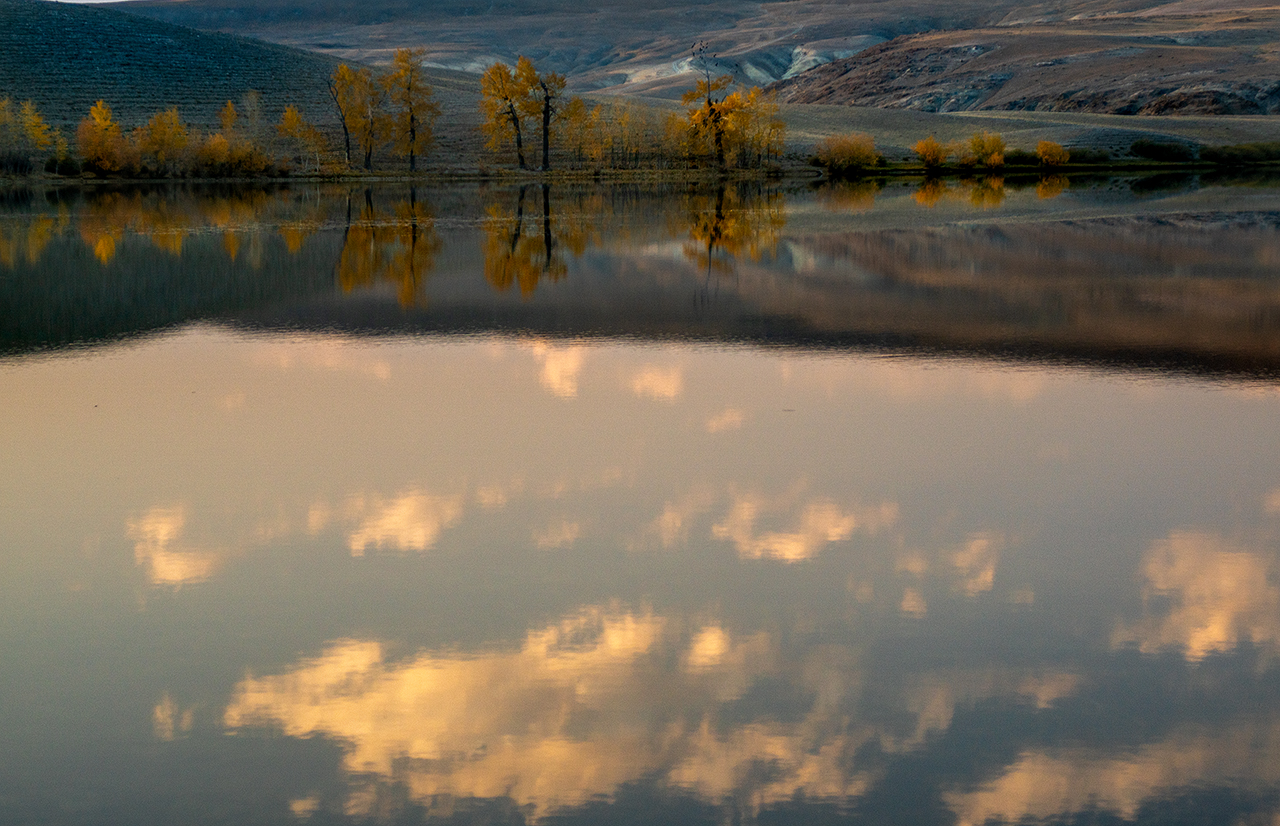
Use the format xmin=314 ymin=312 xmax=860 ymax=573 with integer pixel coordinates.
xmin=3 ymin=48 xmax=1280 ymax=182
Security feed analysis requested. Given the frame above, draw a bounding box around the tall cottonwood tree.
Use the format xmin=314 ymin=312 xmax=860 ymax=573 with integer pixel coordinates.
xmin=384 ymin=48 xmax=441 ymax=172
xmin=682 ymin=61 xmax=733 ymax=167
xmin=519 ymin=66 xmax=566 ymax=171
xmin=328 ymin=64 xmax=367 ymax=168
xmin=480 ymin=58 xmax=538 ymax=169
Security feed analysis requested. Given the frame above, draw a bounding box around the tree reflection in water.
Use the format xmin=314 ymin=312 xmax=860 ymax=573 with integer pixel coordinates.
xmin=337 ymin=187 xmax=441 ymax=307
xmin=483 ymin=184 xmax=567 ymax=298
xmin=677 ymin=183 xmax=786 ymax=310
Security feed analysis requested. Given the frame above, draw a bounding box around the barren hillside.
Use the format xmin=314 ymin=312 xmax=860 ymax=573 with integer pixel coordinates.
xmin=116 ymin=0 xmax=1280 ymax=114
xmin=772 ymin=1 xmax=1280 ymax=114
xmin=0 ymin=0 xmax=483 ymax=163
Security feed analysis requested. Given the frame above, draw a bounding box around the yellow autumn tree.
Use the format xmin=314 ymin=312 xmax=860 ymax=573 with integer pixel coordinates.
xmin=1036 ymin=140 xmax=1070 ymax=166
xmin=480 ymin=58 xmax=537 ymax=169
xmin=682 ymin=72 xmax=734 ymax=168
xmin=0 ymin=98 xmax=54 ymax=172
xmin=723 ymin=87 xmax=784 ymax=167
xmin=514 ymin=60 xmax=567 ymax=171
xmin=137 ymin=107 xmax=190 ymax=176
xmin=277 ymin=105 xmax=326 ymax=173
xmin=77 ymin=100 xmax=132 ymax=173
xmin=383 ymin=48 xmax=441 ymax=172
xmin=329 ymin=64 xmax=381 ymax=169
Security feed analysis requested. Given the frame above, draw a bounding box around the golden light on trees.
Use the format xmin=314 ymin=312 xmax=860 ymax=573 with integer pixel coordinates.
xmin=277 ymin=105 xmax=326 ymax=173
xmin=77 ymin=100 xmax=129 ymax=173
xmin=384 ymin=48 xmax=441 ymax=173
xmin=481 ymin=58 xmax=538 ymax=170
xmin=912 ymin=136 xmax=950 ymax=169
xmin=328 ymin=64 xmax=365 ymax=169
xmin=0 ymin=98 xmax=58 ymax=173
xmin=518 ymin=63 xmax=567 ymax=171
xmin=1036 ymin=140 xmax=1070 ymax=167
xmin=136 ymin=107 xmax=190 ymax=176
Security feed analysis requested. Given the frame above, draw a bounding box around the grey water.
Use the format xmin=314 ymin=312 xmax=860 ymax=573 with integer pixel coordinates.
xmin=2 ymin=176 xmax=1280 ymax=825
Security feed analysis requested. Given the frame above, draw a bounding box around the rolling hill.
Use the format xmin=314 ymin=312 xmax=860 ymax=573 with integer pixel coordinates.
xmin=0 ymin=0 xmax=483 ymax=164
xmin=112 ymin=0 xmax=1280 ymax=114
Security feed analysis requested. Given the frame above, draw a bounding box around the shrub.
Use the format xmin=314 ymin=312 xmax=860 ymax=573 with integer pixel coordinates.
xmin=0 ymin=152 xmax=33 ymax=174
xmin=1036 ymin=141 xmax=1070 ymax=166
xmin=1200 ymin=142 xmax=1280 ymax=165
xmin=913 ymin=135 xmax=949 ymax=168
xmin=813 ymin=133 xmax=881 ymax=176
xmin=1003 ymin=148 xmax=1038 ymax=166
xmin=965 ymin=131 xmax=1005 ymax=168
xmin=1068 ymin=147 xmax=1110 ymax=164
xmin=44 ymin=156 xmax=81 ymax=175
xmin=1130 ymin=139 xmax=1196 ymax=162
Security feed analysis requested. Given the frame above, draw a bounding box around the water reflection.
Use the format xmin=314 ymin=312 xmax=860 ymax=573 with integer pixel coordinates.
xmin=3 ymin=182 xmax=1280 ymax=823
xmin=338 ymin=188 xmax=441 ymax=307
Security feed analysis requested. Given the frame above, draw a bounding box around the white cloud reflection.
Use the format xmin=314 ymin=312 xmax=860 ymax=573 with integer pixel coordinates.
xmin=128 ymin=505 xmax=223 ymax=586
xmin=1112 ymin=529 xmax=1280 ymax=660
xmin=712 ymin=495 xmax=899 ymax=562
xmin=630 ymin=365 xmax=683 ymax=401
xmin=223 ymin=605 xmax=1086 ymax=820
xmin=528 ymin=341 xmax=586 ymax=398
xmin=346 ymin=489 xmax=465 ymax=556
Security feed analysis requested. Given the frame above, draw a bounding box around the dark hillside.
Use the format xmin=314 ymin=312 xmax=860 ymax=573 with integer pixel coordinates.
xmin=0 ymin=0 xmax=482 ymax=163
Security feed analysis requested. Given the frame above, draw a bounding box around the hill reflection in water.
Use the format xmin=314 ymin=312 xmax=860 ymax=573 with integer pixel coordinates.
xmin=3 ymin=177 xmax=1280 ymax=376
xmin=1 ymin=178 xmax=1280 ymax=824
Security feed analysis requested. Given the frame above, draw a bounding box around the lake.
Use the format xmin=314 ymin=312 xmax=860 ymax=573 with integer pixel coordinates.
xmin=2 ymin=175 xmax=1280 ymax=825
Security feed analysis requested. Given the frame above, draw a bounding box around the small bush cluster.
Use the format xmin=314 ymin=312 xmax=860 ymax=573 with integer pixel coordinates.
xmin=1130 ymin=139 xmax=1196 ymax=162
xmin=812 ymin=133 xmax=882 ymax=176
xmin=962 ymin=131 xmax=1006 ymax=168
xmin=1068 ymin=147 xmax=1110 ymax=164
xmin=1036 ymin=141 xmax=1071 ymax=166
xmin=1199 ymin=142 xmax=1280 ymax=165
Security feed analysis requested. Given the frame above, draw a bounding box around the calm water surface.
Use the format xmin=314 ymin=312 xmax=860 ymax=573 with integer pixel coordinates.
xmin=2 ymin=177 xmax=1280 ymax=825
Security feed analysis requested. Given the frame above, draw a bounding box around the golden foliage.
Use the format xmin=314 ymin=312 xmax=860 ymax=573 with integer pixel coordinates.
xmin=1036 ymin=140 xmax=1070 ymax=166
xmin=330 ymin=64 xmax=386 ymax=170
xmin=912 ymin=136 xmax=950 ymax=168
xmin=385 ymin=48 xmax=441 ymax=171
xmin=136 ymin=107 xmax=190 ymax=175
xmin=480 ymin=58 xmax=537 ymax=169
xmin=814 ymin=132 xmax=879 ymax=173
xmin=963 ymin=131 xmax=1006 ymax=168
xmin=0 ymin=98 xmax=57 ymax=171
xmin=77 ymin=100 xmax=132 ymax=173
xmin=277 ymin=105 xmax=327 ymax=173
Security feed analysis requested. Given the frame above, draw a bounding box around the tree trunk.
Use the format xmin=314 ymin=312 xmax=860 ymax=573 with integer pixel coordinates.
xmin=508 ymin=103 xmax=526 ymax=170
xmin=541 ymin=83 xmax=552 ymax=171
xmin=409 ymin=110 xmax=417 ymax=172
xmin=328 ymin=81 xmax=353 ymax=168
